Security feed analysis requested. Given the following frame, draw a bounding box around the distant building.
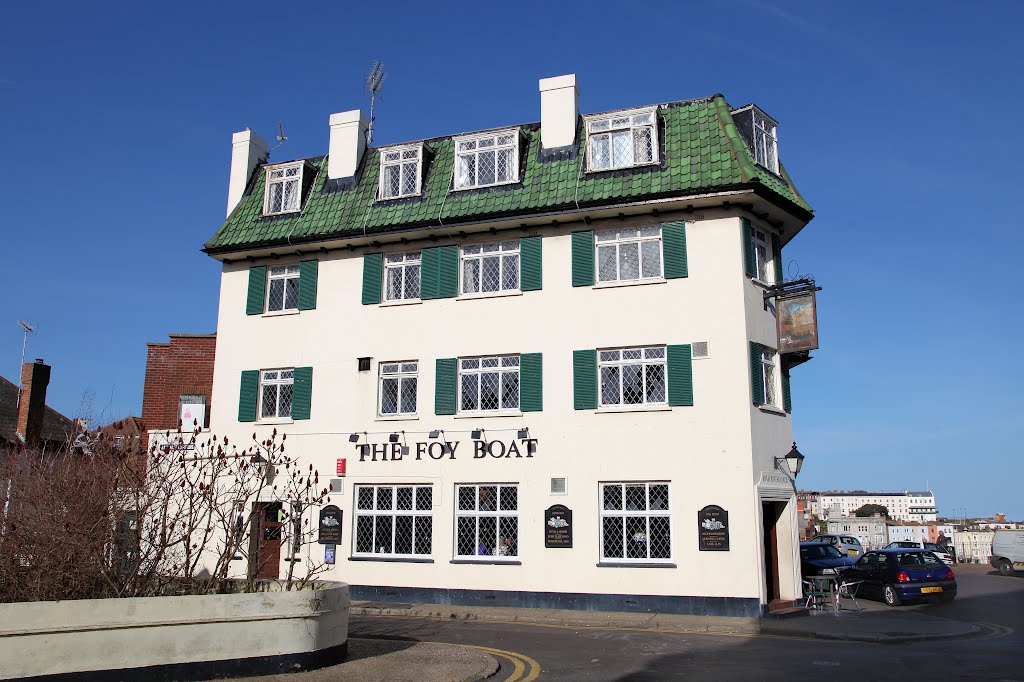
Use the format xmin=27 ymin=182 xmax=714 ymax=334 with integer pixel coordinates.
xmin=827 ymin=515 xmax=888 ymax=550
xmin=887 ymin=523 xmax=931 ymax=544
xmin=141 ymin=334 xmax=216 ymax=449
xmin=0 ymin=359 xmax=76 ymax=452
xmin=971 ymin=513 xmax=1021 ymax=530
xmin=95 ymin=416 xmax=144 ymax=452
xmin=953 ymin=530 xmax=994 ymax=564
xmin=817 ymin=490 xmax=936 ymax=522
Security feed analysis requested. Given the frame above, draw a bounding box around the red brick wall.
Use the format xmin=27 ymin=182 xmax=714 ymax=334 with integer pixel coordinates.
xmin=141 ymin=335 xmax=216 ymax=448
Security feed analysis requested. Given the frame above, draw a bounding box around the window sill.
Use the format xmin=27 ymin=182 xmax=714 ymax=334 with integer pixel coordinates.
xmin=457 ymin=290 xmax=523 ymax=301
xmin=349 ymin=555 xmax=434 ymax=564
xmin=257 ymin=418 xmax=294 ymax=426
xmin=454 ymin=411 xmax=523 ymax=419
xmin=452 ymin=179 xmax=519 ymax=192
xmin=585 ymin=160 xmax=660 ymax=174
xmin=597 ymin=404 xmax=671 ymax=414
xmin=592 ymin=278 xmax=666 ymax=290
xmin=449 ymin=559 xmax=522 ymax=566
xmin=596 ymin=562 xmax=677 ymax=568
xmin=757 ymin=404 xmax=787 ymax=417
xmin=262 ymin=309 xmax=300 ymax=318
xmin=380 ymin=298 xmax=422 ymax=307
xmin=376 ymin=193 xmax=422 ymax=202
xmin=262 ymin=209 xmax=301 ymax=217
xmin=375 ymin=414 xmax=419 ymax=422
xmin=749 ymin=278 xmax=777 ymax=289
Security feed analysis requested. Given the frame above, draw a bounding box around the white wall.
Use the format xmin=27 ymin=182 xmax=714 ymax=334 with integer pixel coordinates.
xmin=208 ymin=210 xmax=797 ymax=606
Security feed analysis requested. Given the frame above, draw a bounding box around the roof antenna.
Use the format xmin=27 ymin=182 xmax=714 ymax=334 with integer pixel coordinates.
xmin=16 ymin=320 xmax=36 ymax=409
xmin=270 ymin=122 xmax=288 ymax=154
xmin=365 ymin=60 xmax=387 ymax=145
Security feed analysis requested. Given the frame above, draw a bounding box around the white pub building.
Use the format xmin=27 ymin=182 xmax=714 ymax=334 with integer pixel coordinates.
xmin=204 ymin=74 xmax=818 ymax=617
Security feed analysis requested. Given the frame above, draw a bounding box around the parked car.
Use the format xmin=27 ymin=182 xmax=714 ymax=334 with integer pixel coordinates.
xmin=884 ymin=541 xmax=954 ymax=564
xmin=808 ymin=534 xmax=864 ymax=559
xmin=847 ymin=549 xmax=956 ymax=606
xmin=990 ymin=529 xmax=1024 ymax=576
xmin=800 ymin=541 xmax=856 ymax=578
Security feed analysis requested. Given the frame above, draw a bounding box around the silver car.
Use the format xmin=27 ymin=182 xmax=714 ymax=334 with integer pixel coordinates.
xmin=810 ymin=534 xmax=864 ymax=559
xmin=884 ymin=541 xmax=953 ymax=564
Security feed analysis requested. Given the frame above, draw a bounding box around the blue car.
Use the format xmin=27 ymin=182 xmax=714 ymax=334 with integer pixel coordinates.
xmin=846 ymin=549 xmax=957 ymax=606
xmin=800 ymin=541 xmax=856 ymax=578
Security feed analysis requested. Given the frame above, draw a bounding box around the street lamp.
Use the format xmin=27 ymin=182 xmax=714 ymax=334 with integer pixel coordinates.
xmin=775 ymin=442 xmax=805 ymax=478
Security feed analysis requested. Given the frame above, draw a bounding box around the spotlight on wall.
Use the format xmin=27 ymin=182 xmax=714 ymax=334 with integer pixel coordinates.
xmin=388 ymin=433 xmax=400 ymax=443
xmin=429 ymin=430 xmax=440 ymax=439
xmin=348 ymin=433 xmax=360 ymax=443
xmin=517 ymin=428 xmax=529 ymax=439
xmin=471 ymin=429 xmax=483 ymax=440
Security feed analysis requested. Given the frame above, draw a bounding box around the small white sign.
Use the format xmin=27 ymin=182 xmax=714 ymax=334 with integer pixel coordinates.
xmin=181 ymin=403 xmax=206 ymax=428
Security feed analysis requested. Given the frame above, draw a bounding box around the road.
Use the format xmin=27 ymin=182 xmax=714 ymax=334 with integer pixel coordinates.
xmin=349 ymin=564 xmax=1024 ymax=680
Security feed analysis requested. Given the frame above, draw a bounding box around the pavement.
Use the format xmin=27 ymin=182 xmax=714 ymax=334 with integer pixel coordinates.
xmin=350 ymin=597 xmax=980 ymax=644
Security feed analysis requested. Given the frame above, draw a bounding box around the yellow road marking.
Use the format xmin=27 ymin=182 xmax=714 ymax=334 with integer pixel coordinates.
xmin=460 ymin=644 xmax=541 ymax=681
xmin=972 ymin=622 xmax=1015 ymax=640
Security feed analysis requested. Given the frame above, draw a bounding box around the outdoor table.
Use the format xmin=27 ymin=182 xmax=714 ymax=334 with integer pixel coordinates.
xmin=807 ymin=575 xmax=839 ymax=611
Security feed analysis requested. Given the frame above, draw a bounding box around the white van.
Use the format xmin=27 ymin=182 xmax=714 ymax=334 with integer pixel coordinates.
xmin=990 ymin=529 xmax=1024 ymax=575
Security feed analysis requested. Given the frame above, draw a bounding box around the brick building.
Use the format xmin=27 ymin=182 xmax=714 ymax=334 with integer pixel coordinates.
xmin=141 ymin=334 xmax=216 ymax=448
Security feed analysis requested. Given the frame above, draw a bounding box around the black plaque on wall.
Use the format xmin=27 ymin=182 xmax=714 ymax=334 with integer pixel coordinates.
xmin=698 ymin=505 xmax=729 ymax=551
xmin=545 ymin=505 xmax=573 ymax=548
xmin=318 ymin=505 xmax=343 ymax=545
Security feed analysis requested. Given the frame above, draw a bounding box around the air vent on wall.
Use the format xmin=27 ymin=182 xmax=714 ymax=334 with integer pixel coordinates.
xmin=550 ymin=477 xmax=567 ymax=494
xmin=692 ymin=341 xmax=710 ymax=359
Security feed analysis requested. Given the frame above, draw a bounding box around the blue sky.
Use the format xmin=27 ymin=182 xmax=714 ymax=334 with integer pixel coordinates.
xmin=1 ymin=2 xmax=1020 ymax=519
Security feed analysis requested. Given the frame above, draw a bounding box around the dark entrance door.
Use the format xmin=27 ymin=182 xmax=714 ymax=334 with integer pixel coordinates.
xmin=762 ymin=501 xmax=784 ymax=602
xmin=250 ymin=502 xmax=283 ymax=580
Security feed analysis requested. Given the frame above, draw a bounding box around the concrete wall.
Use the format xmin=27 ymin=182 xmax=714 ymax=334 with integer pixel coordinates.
xmin=208 ymin=207 xmax=799 ymax=613
xmin=0 ymin=583 xmax=348 ymax=681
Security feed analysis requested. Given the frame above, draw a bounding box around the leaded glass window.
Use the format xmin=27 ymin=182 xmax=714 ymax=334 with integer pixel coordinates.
xmin=455 ymin=484 xmax=518 ymax=559
xmin=384 ymin=252 xmax=421 ymax=301
xmin=599 ymin=347 xmax=666 ymax=407
xmin=461 ymin=241 xmax=519 ymax=294
xmin=761 ymin=349 xmax=777 ymax=407
xmin=753 ymin=110 xmax=779 ymax=174
xmin=267 ymin=264 xmax=300 ymax=312
xmin=601 ymin=482 xmax=671 ymax=562
xmin=586 ymin=108 xmax=658 ymax=171
xmin=354 ymin=484 xmax=433 ymax=558
xmin=596 ymin=227 xmax=662 ymax=283
xmin=379 ymin=145 xmax=422 ymax=199
xmin=459 ymin=356 xmax=520 ymax=413
xmin=379 ymin=361 xmax=418 ymax=417
xmin=454 ymin=130 xmax=519 ymax=189
xmin=264 ymin=162 xmax=303 ymax=215
xmin=259 ymin=369 xmax=293 ymax=419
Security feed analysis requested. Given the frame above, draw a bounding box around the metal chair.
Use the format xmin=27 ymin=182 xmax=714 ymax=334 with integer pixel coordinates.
xmin=836 ymin=579 xmax=863 ymax=611
xmin=803 ymin=578 xmax=830 ymax=610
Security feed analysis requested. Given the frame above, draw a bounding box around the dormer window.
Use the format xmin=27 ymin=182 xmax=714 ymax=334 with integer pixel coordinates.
xmin=263 ymin=161 xmax=304 ymax=215
xmin=379 ymin=145 xmax=422 ymax=200
xmin=752 ymin=109 xmax=779 ymax=174
xmin=454 ymin=129 xmax=519 ymax=190
xmin=586 ymin=107 xmax=658 ymax=172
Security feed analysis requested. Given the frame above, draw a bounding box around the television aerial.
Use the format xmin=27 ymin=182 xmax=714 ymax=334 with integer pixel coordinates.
xmin=270 ymin=122 xmax=288 ymax=154
xmin=365 ymin=61 xmax=387 ymax=145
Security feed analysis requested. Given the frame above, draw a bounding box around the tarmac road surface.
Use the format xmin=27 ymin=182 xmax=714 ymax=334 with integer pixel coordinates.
xmin=348 ymin=564 xmax=1024 ymax=681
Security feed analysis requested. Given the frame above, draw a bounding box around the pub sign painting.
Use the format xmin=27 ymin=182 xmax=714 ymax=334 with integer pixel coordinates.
xmin=698 ymin=505 xmax=729 ymax=551
xmin=545 ymin=505 xmax=573 ymax=548
xmin=777 ymin=290 xmax=819 ymax=353
xmin=318 ymin=505 xmax=343 ymax=545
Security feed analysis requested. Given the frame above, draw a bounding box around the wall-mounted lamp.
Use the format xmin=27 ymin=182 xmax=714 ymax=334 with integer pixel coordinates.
xmin=471 ymin=429 xmax=484 ymax=440
xmin=429 ymin=430 xmax=441 ymax=439
xmin=775 ymin=442 xmax=805 ymax=478
xmin=348 ymin=433 xmax=361 ymax=443
xmin=388 ymin=433 xmax=400 ymax=443
xmin=517 ymin=427 xmax=529 ymax=439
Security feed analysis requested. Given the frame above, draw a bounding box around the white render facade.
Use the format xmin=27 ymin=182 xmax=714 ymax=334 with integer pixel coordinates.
xmin=827 ymin=516 xmax=888 ymax=550
xmin=203 ymin=75 xmax=816 ymax=617
xmin=819 ymin=491 xmax=937 ymax=523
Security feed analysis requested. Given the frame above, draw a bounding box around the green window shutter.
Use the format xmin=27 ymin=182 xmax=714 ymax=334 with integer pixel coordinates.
xmin=246 ymin=266 xmax=266 ymax=315
xmin=662 ymin=222 xmax=688 ymax=279
xmin=438 ymin=245 xmax=459 ymax=298
xmin=520 ymin=353 xmax=543 ymax=412
xmin=291 ymin=367 xmax=313 ymax=420
xmin=238 ymin=370 xmax=259 ymax=422
xmin=420 ymin=248 xmax=439 ymax=300
xmin=666 ymin=344 xmax=693 ymax=407
xmin=782 ymin=369 xmax=792 ymax=414
xmin=771 ymin=233 xmax=783 ymax=284
xmin=750 ymin=342 xmax=764 ymax=405
xmin=298 ymin=259 xmax=318 ymax=311
xmin=573 ymin=349 xmax=598 ymax=410
xmin=742 ymin=218 xmax=756 ymax=278
xmin=571 ymin=231 xmax=594 ymax=287
xmin=520 ymin=236 xmax=543 ymax=291
xmin=361 ymin=253 xmax=383 ymax=305
xmin=435 ymin=358 xmax=457 ymax=415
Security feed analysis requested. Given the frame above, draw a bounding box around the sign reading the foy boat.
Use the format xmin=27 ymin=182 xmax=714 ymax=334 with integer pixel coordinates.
xmin=356 ymin=438 xmax=538 ymax=462
xmin=698 ymin=505 xmax=729 ymax=551
xmin=545 ymin=505 xmax=573 ymax=548
xmin=318 ymin=505 xmax=343 ymax=544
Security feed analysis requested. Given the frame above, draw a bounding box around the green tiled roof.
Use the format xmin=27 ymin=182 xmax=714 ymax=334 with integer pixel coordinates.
xmin=205 ymin=95 xmax=811 ymax=253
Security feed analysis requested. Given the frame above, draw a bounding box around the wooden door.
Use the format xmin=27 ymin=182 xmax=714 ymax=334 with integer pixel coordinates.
xmin=762 ymin=502 xmax=782 ymax=602
xmin=250 ymin=502 xmax=282 ymax=580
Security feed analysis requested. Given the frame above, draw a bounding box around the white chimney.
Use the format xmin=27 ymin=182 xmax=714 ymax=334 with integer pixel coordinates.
xmin=328 ymin=110 xmax=369 ymax=180
xmin=226 ymin=129 xmax=268 ymax=218
xmin=539 ymin=74 xmax=579 ymax=150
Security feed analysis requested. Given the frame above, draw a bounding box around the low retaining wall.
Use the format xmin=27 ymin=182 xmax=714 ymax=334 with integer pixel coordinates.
xmin=0 ymin=582 xmax=349 ymax=681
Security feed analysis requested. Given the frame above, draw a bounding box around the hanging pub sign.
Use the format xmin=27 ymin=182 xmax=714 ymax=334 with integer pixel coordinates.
xmin=698 ymin=505 xmax=730 ymax=551
xmin=318 ymin=505 xmax=343 ymax=545
xmin=544 ymin=505 xmax=573 ymax=548
xmin=777 ymin=290 xmax=819 ymax=353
